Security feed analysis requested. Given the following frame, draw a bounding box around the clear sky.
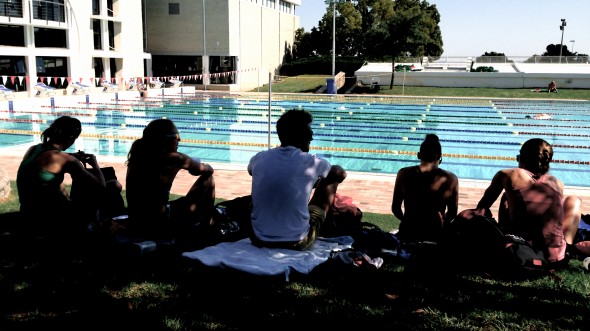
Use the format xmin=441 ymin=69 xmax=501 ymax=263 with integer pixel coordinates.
xmin=296 ymin=0 xmax=589 ymax=57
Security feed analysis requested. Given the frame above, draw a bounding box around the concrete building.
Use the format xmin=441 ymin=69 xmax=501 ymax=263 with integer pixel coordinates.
xmin=144 ymin=0 xmax=301 ymax=92
xmin=0 ymin=0 xmax=149 ymax=97
xmin=0 ymin=0 xmax=301 ymax=95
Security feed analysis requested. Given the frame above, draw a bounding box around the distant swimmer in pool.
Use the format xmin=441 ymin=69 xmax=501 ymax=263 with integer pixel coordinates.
xmin=525 ymin=114 xmax=552 ymax=120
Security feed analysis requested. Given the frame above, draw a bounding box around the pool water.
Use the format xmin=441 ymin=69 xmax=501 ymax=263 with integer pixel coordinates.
xmin=1 ymin=94 xmax=589 ymax=187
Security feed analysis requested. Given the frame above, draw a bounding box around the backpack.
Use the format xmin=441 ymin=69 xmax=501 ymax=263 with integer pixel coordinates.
xmin=440 ymin=209 xmax=507 ymax=273
xmin=440 ymin=209 xmax=555 ymax=279
xmin=211 ymin=195 xmax=253 ymax=243
xmin=498 ymin=234 xmax=552 ymax=280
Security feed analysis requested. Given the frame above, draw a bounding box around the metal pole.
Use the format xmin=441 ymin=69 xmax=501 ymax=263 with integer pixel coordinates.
xmin=332 ymin=2 xmax=336 ymax=77
xmin=202 ymin=0 xmax=207 ymax=90
xmin=402 ymin=68 xmax=406 ymax=95
xmin=559 ymin=19 xmax=566 ymax=64
xmin=268 ymin=72 xmax=271 ymax=149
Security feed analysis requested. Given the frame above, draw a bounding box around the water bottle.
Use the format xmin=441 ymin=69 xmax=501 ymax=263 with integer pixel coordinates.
xmin=132 ymin=240 xmax=157 ymax=256
xmin=583 ymin=257 xmax=590 ymax=271
xmin=216 ymin=205 xmax=228 ymax=218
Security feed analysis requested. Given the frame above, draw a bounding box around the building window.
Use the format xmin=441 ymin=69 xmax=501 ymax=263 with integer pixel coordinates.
xmin=108 ymin=21 xmax=115 ymax=50
xmin=0 ymin=56 xmax=27 ymax=90
xmin=169 ymin=3 xmax=179 ymax=15
xmin=210 ymin=56 xmax=235 ymax=85
xmin=92 ymin=19 xmax=102 ymax=50
xmin=279 ymin=0 xmax=292 ymax=14
xmin=34 ymin=28 xmax=67 ymax=48
xmin=107 ymin=0 xmax=113 ymax=17
xmin=36 ymin=56 xmax=68 ymax=88
xmin=92 ymin=0 xmax=100 ymax=15
xmin=152 ymin=55 xmax=203 ymax=84
xmin=93 ymin=58 xmax=104 ymax=79
xmin=0 ymin=25 xmax=25 ymax=47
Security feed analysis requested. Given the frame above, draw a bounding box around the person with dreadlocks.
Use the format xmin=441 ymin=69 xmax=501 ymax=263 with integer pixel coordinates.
xmin=125 ymin=118 xmax=216 ymax=242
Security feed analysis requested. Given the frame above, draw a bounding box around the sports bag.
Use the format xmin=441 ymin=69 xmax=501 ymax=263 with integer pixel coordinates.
xmin=441 ymin=209 xmax=556 ymax=279
xmin=440 ymin=209 xmax=506 ymax=273
xmin=321 ymin=193 xmax=363 ymax=237
xmin=499 ymin=234 xmax=552 ymax=279
xmin=212 ymin=195 xmax=253 ymax=243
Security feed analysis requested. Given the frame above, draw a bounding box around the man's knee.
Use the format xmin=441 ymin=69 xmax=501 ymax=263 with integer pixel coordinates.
xmin=196 ymin=173 xmax=215 ymax=189
xmin=565 ymin=195 xmax=582 ymax=213
xmin=107 ymin=180 xmax=123 ymax=192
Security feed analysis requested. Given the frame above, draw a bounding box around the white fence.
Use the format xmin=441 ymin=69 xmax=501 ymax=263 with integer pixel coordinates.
xmin=356 ymin=59 xmax=590 ymax=89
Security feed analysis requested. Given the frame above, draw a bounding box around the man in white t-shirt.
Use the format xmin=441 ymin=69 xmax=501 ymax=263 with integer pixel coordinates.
xmin=248 ymin=109 xmax=347 ymax=250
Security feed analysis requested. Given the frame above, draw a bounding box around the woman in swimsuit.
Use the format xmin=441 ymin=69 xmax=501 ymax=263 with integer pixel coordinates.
xmin=17 ymin=116 xmax=123 ymax=240
xmin=392 ymin=134 xmax=459 ymax=244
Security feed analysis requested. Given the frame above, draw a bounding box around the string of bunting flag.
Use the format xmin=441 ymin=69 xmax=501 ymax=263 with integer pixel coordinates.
xmin=0 ymin=67 xmax=259 ymax=87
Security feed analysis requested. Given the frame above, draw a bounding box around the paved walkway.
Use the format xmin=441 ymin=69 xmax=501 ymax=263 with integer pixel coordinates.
xmin=3 ymin=152 xmax=590 ymax=217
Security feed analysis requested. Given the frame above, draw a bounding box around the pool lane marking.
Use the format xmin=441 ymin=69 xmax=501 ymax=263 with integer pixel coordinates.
xmin=1 ymin=129 xmax=587 ymax=165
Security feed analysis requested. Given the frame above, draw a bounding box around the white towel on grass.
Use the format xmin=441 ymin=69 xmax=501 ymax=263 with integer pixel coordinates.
xmin=182 ymin=236 xmax=354 ymax=281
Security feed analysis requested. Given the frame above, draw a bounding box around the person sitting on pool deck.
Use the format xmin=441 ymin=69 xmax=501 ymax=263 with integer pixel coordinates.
xmin=125 ymin=118 xmax=216 ymax=243
xmin=548 ymin=80 xmax=558 ymax=93
xmin=248 ymin=108 xmax=347 ymax=251
xmin=16 ymin=116 xmax=124 ymax=243
xmin=391 ymin=133 xmax=459 ymax=244
xmin=475 ymin=138 xmax=581 ymax=266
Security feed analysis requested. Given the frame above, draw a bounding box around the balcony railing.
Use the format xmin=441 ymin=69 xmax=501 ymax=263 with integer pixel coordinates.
xmin=0 ymin=0 xmax=24 ymax=18
xmin=33 ymin=0 xmax=65 ymax=23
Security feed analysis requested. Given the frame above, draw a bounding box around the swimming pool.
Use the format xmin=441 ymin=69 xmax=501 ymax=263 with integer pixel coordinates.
xmin=1 ymin=93 xmax=589 ymax=187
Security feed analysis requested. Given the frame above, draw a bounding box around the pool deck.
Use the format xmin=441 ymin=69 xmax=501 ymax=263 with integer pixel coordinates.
xmin=2 ymin=151 xmax=590 ymax=218
xmin=2 ymin=90 xmax=590 ymax=216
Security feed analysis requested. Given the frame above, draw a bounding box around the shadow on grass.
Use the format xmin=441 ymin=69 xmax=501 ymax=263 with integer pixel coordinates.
xmin=1 ymin=211 xmax=589 ymax=330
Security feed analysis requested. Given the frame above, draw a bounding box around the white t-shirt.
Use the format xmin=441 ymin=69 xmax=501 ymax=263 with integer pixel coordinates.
xmin=248 ymin=146 xmax=331 ymax=242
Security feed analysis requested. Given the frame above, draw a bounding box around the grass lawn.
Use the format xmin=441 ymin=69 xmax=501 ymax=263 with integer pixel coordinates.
xmin=1 ymin=181 xmax=590 ymax=330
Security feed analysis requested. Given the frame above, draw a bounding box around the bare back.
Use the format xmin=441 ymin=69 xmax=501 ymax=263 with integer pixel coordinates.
xmin=392 ymin=165 xmax=459 ymax=242
xmin=126 ymin=152 xmax=187 ymax=219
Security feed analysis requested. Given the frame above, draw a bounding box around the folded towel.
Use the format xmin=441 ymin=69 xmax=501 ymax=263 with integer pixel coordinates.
xmin=182 ymin=236 xmax=354 ymax=281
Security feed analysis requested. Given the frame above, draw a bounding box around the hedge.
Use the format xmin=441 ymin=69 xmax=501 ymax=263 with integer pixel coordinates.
xmin=279 ymin=56 xmax=366 ymax=77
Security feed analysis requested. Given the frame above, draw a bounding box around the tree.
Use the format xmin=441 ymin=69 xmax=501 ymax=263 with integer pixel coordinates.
xmin=376 ymin=0 xmax=443 ymax=88
xmin=476 ymin=52 xmax=508 ymax=64
xmin=311 ymin=0 xmax=443 ymax=60
xmin=293 ymin=28 xmax=320 ymax=59
xmin=543 ymin=44 xmax=573 ymax=57
xmin=482 ymin=52 xmax=505 ymax=56
xmin=292 ymin=0 xmax=443 ymax=80
xmin=283 ymin=41 xmax=293 ymax=64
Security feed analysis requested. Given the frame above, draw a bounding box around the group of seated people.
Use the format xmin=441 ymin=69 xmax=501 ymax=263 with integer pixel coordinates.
xmin=15 ymin=110 xmax=344 ymax=254
xmin=392 ymin=134 xmax=581 ymax=268
xmin=15 ymin=110 xmax=583 ymax=270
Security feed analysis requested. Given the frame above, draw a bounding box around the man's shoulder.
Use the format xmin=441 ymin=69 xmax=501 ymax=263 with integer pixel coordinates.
xmin=540 ymin=174 xmax=564 ymax=192
xmin=441 ymin=167 xmax=458 ymax=179
xmin=168 ymin=151 xmax=189 ymax=163
xmin=398 ymin=165 xmax=418 ymax=172
xmin=252 ymin=148 xmax=275 ymax=158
